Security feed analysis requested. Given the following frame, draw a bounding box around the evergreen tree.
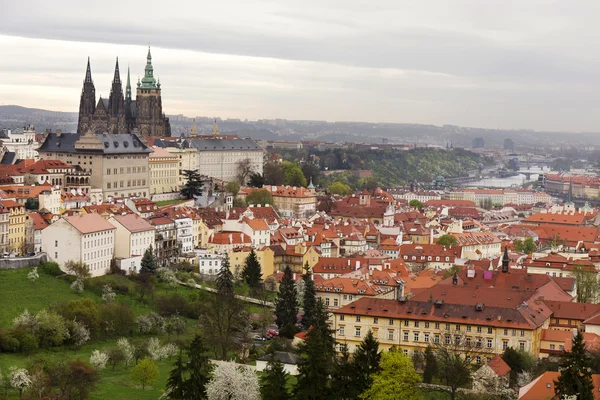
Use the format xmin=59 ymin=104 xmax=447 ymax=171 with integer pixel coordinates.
xmin=554 ymin=331 xmax=595 ymax=400
xmin=275 ymin=266 xmax=299 ymax=335
xmin=353 ymin=330 xmax=381 ymax=395
xmin=423 ymin=345 xmax=437 ymax=384
xmin=294 ymin=299 xmax=336 ymax=400
xmin=216 ymin=257 xmax=234 ymax=296
xmin=260 ymin=356 xmax=290 ymax=400
xmin=330 ymin=344 xmax=357 ymax=399
xmin=180 ymin=170 xmax=204 ymax=199
xmin=301 ymin=262 xmax=317 ymax=330
xmin=242 ymin=249 xmax=263 ymax=290
xmin=140 ymin=246 xmax=157 ymax=275
xmin=166 ymin=354 xmax=187 ymax=399
xmin=185 ymin=335 xmax=213 ymax=399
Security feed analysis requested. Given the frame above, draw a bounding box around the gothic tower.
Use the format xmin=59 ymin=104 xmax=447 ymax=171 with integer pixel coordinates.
xmin=77 ymin=58 xmax=96 ymax=133
xmin=501 ymin=246 xmax=509 ymax=273
xmin=107 ymin=58 xmax=127 ymax=133
xmin=136 ymin=46 xmax=169 ymax=137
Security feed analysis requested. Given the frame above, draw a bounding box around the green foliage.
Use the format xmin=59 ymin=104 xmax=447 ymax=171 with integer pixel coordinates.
xmin=180 ymin=170 xmax=204 ymax=199
xmin=300 ymin=264 xmax=317 ymax=330
xmin=246 ymin=189 xmax=274 ymax=206
xmin=436 ymin=235 xmax=459 ymax=246
xmin=275 ymin=266 xmax=299 ymax=336
xmin=479 ymin=198 xmax=493 ymax=210
xmin=130 ymin=358 xmax=159 ymax=390
xmin=359 ymin=350 xmax=422 ymax=400
xmin=166 ymin=335 xmax=213 ymax=399
xmin=242 ymin=249 xmax=263 ymax=290
xmin=353 ymin=330 xmax=382 ymax=394
xmin=573 ymin=266 xmax=600 ymax=304
xmin=65 ymin=260 xmax=91 ymax=280
xmin=328 ymin=181 xmax=352 ymax=195
xmin=330 ymin=344 xmax=356 ymax=399
xmin=39 ymin=262 xmax=63 ymax=277
xmin=260 ymin=356 xmax=290 ymax=400
xmin=409 ymin=199 xmax=423 ymax=208
xmin=25 ymin=197 xmax=39 ymax=210
xmin=140 ymin=246 xmax=157 ymax=275
xmin=555 ymin=331 xmax=595 ymax=399
xmin=264 ymin=162 xmax=285 ymax=186
xmin=282 ymin=161 xmax=307 ymax=187
xmin=514 ymin=237 xmax=536 ymax=254
xmin=216 ymin=258 xmax=234 ymax=296
xmin=248 ymin=172 xmax=266 ymax=188
xmin=225 ymin=181 xmax=241 ymax=197
xmin=423 ymin=345 xmax=437 ymax=384
xmin=294 ymin=300 xmax=336 ymax=400
xmin=232 ymin=197 xmax=247 ymax=207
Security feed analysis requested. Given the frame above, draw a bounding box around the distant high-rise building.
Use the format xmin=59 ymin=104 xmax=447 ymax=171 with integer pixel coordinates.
xmin=472 ymin=137 xmax=485 ymax=149
xmin=77 ymin=47 xmax=171 ymax=137
xmin=503 ymin=138 xmax=515 ymax=151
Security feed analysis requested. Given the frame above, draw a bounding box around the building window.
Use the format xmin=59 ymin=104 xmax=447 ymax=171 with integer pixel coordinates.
xmin=503 ymin=341 xmax=509 ymax=350
xmin=424 ymin=322 xmax=429 ymax=328
xmin=444 ymin=335 xmax=450 ymax=345
xmin=325 ymin=298 xmax=330 ymax=306
xmin=404 ymin=320 xmax=409 ymax=327
xmin=54 ymin=252 xmax=58 ymax=259
xmin=487 ymin=339 xmax=493 ymax=348
xmin=434 ymin=335 xmax=440 ymax=344
xmin=519 ymin=342 xmax=525 ymax=351
xmin=424 ymin=333 xmax=430 ymax=342
xmin=466 ymin=337 xmax=471 ymax=346
xmin=414 ymin=333 xmax=419 ymax=342
xmin=466 ymin=326 xmax=471 ymax=332
xmin=435 ymin=322 xmax=440 ymax=329
xmin=414 ymin=321 xmax=419 ymax=328
xmin=550 ymin=344 xmax=555 ymax=350
xmin=356 ymin=316 xmax=361 ymax=322
xmin=504 ymin=329 xmax=508 ymax=335
xmin=403 ymin=332 xmax=409 ymax=341
xmin=339 ymin=327 xmax=345 ymax=336
xmin=455 ymin=325 xmax=460 ymax=331
xmin=388 ymin=330 xmax=394 ymax=340
xmin=373 ymin=317 xmax=378 ymax=324
xmin=55 ymin=240 xmax=58 ymax=247
xmin=520 ymin=330 xmax=525 ymax=337
xmin=334 ymin=299 xmax=339 ymax=307
xmin=476 ymin=356 xmax=482 ymax=365
xmin=355 ymin=327 xmax=361 ymax=337
xmin=488 ymin=327 xmax=493 ymax=334
xmin=476 ymin=339 xmax=482 ymax=348
xmin=339 ymin=315 xmax=344 ymax=321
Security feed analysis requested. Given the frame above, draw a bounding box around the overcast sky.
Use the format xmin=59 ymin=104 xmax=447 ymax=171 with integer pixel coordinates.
xmin=1 ymin=1 xmax=600 ymax=131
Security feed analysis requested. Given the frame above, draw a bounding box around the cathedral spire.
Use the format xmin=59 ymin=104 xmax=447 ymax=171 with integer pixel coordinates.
xmin=85 ymin=57 xmax=93 ymax=83
xmin=212 ymin=119 xmax=220 ymax=136
xmin=112 ymin=57 xmax=121 ymax=84
xmin=190 ymin=119 xmax=198 ymax=137
xmin=140 ymin=46 xmax=156 ymax=89
xmin=126 ymin=66 xmax=132 ymax=102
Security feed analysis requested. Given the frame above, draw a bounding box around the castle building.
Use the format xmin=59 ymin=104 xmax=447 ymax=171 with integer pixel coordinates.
xmin=77 ymin=47 xmax=171 ymax=137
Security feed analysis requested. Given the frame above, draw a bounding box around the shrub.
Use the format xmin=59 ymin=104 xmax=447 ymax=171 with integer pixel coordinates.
xmin=19 ymin=334 xmax=38 ymax=354
xmin=69 ymin=320 xmax=91 ymax=347
xmin=71 ymin=279 xmax=84 ymax=293
xmin=0 ymin=329 xmax=19 ymax=352
xmin=100 ymin=303 xmax=135 ymax=338
xmin=90 ymin=350 xmax=109 ymax=371
xmin=102 ymin=284 xmax=116 ymax=303
xmin=27 ymin=267 xmax=39 ymax=282
xmin=137 ymin=312 xmax=165 ymax=335
xmin=155 ymin=294 xmax=188 ymax=317
xmin=117 ymin=338 xmax=135 ymax=366
xmin=39 ymin=262 xmax=63 ymax=277
xmin=54 ymin=298 xmax=101 ymax=338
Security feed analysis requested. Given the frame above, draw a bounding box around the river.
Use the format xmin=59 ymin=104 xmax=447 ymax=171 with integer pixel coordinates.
xmin=464 ymin=166 xmax=553 ymax=188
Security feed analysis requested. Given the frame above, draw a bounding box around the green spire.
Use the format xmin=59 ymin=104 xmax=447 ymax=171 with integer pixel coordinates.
xmin=126 ymin=66 xmax=132 ymax=101
xmin=140 ymin=46 xmax=157 ymax=89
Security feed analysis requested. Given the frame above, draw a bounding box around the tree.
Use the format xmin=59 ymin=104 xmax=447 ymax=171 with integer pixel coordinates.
xmin=501 ymin=347 xmax=535 ymax=385
xmin=106 ymin=347 xmax=126 ymax=370
xmin=246 ymin=189 xmax=274 ymax=206
xmin=301 ymin=263 xmax=317 ymax=330
xmin=573 ymin=265 xmax=600 ymax=304
xmin=409 ymin=199 xmax=423 ymax=208
xmin=434 ymin=331 xmax=477 ymax=400
xmin=166 ymin=354 xmax=188 ymax=400
xmin=423 ymin=345 xmax=438 ymax=384
xmin=89 ymin=350 xmax=109 ymax=371
xmin=436 ymin=234 xmax=459 ymax=246
xmin=359 ymin=350 xmax=422 ymax=400
xmin=328 ymin=181 xmax=351 ymax=196
xmin=264 ymin=162 xmax=284 ymax=186
xmin=51 ymin=359 xmax=99 ymax=400
xmin=9 ymin=367 xmax=31 ymax=399
xmin=330 ymin=344 xmax=357 ymax=399
xmin=140 ymin=246 xmax=157 ymax=275
xmin=242 ymin=249 xmax=262 ymax=290
xmin=260 ymin=356 xmax=290 ymax=400
xmin=236 ymin=158 xmax=254 ymax=185
xmin=514 ymin=237 xmax=536 ymax=254
xmin=206 ymin=362 xmax=260 ymax=400
xmin=182 ymin=335 xmax=213 ymax=399
xmin=64 ymin=260 xmax=91 ymax=280
xmin=131 ymin=358 xmax=159 ymax=390
xmin=216 ymin=258 xmax=234 ymax=296
xmin=248 ymin=173 xmax=265 ymax=188
xmin=294 ymin=300 xmax=336 ymax=400
xmin=554 ymin=331 xmax=595 ymax=400
xmin=274 ymin=266 xmax=299 ymax=336
xmin=353 ymin=330 xmax=382 ymax=395
xmin=282 ymin=161 xmax=307 ymax=187
xmin=165 ymin=315 xmax=187 ymax=339
xmin=225 ymin=181 xmax=241 ymax=197
xmin=25 ymin=198 xmax=39 ymax=210
xmin=180 ymin=170 xmax=204 ymax=199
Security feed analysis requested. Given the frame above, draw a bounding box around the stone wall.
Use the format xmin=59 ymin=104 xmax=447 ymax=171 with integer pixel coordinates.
xmin=0 ymin=253 xmax=47 ymax=270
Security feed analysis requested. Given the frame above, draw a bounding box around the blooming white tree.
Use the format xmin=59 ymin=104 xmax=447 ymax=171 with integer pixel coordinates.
xmin=102 ymin=284 xmax=116 ymax=303
xmin=12 ymin=310 xmax=38 ymax=331
xmin=206 ymin=362 xmax=260 ymax=400
xmin=136 ymin=312 xmax=165 ymax=334
xmin=27 ymin=267 xmax=39 ymax=282
xmin=157 ymin=267 xmax=178 ymax=288
xmin=10 ymin=367 xmax=32 ymax=399
xmin=90 ymin=350 xmax=109 ymax=371
xmin=147 ymin=337 xmax=178 ymax=361
xmin=71 ymin=278 xmax=84 ymax=293
xmin=517 ymin=370 xmax=533 ymax=387
xmin=71 ymin=320 xmax=90 ymax=347
xmin=117 ymin=338 xmax=135 ymax=366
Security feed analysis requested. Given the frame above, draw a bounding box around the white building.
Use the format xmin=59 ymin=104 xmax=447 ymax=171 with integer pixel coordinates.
xmin=108 ymin=214 xmax=156 ymax=274
xmin=197 ymin=251 xmax=225 ymax=275
xmin=41 ymin=213 xmax=115 ymax=277
xmin=0 ymin=125 xmax=39 ymax=160
xmin=174 ymin=217 xmax=194 ymax=254
xmin=38 ymin=187 xmax=62 ymax=215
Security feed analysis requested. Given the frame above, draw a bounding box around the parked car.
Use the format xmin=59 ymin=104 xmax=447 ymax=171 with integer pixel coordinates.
xmin=267 ymin=329 xmax=279 ymax=338
xmin=253 ymin=334 xmax=267 ymax=341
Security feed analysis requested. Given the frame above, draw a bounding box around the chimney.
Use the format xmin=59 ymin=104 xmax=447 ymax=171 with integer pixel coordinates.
xmin=229 ymin=234 xmax=233 ymax=244
xmin=355 ymin=260 xmax=360 ymax=270
xmin=397 ymin=280 xmax=405 ymax=300
xmin=429 ymin=229 xmax=434 ymax=244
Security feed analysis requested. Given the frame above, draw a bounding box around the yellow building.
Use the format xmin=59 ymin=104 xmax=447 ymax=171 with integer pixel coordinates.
xmin=4 ymin=200 xmax=27 ymax=254
xmin=332 ymin=297 xmax=548 ymax=361
xmin=239 ymin=185 xmax=317 ymax=219
xmin=164 ymin=146 xmax=199 ymax=190
xmin=229 ymin=247 xmax=275 ymax=278
xmin=149 ymin=147 xmax=179 ymax=195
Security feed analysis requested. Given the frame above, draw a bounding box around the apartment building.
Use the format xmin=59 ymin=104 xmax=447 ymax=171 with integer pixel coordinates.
xmin=0 ymin=203 xmax=8 ymax=254
xmin=240 ymin=185 xmax=317 ymax=219
xmin=149 ymin=147 xmax=179 ymax=195
xmin=109 ymin=214 xmax=156 ymax=273
xmin=4 ymin=200 xmax=26 ymax=254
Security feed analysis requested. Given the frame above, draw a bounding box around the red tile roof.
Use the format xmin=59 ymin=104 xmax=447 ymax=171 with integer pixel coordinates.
xmin=487 ymin=355 xmax=511 ymax=377
xmin=64 ymin=213 xmax=116 ymax=234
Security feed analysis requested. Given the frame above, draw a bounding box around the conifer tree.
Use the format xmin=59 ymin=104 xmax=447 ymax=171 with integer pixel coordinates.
xmin=301 ymin=262 xmax=317 ymax=330
xmin=166 ymin=354 xmax=187 ymax=399
xmin=294 ymin=299 xmax=336 ymax=400
xmin=555 ymin=331 xmax=595 ymax=400
xmin=423 ymin=345 xmax=438 ymax=384
xmin=242 ymin=249 xmax=262 ymax=290
xmin=140 ymin=246 xmax=157 ymax=275
xmin=330 ymin=344 xmax=356 ymax=399
xmin=180 ymin=170 xmax=204 ymax=199
xmin=260 ymin=356 xmax=290 ymax=400
xmin=353 ymin=329 xmax=381 ymax=394
xmin=216 ymin=257 xmax=234 ymax=296
xmin=165 ymin=335 xmax=212 ymax=399
xmin=275 ymin=266 xmax=299 ymax=335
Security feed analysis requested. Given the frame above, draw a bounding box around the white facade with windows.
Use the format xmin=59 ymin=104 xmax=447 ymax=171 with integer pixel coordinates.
xmin=197 ymin=252 xmax=225 ymax=275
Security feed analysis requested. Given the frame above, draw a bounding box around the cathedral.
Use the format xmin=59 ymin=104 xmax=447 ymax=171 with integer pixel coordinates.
xmin=77 ymin=47 xmax=171 ymax=137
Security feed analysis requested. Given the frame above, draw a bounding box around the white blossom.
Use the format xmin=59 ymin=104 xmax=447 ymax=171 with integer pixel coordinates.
xmin=9 ymin=367 xmax=32 ymax=393
xmin=147 ymin=337 xmax=179 ymax=361
xmin=101 ymin=284 xmax=116 ymax=303
xmin=157 ymin=268 xmax=178 ymax=287
xmin=206 ymin=362 xmax=260 ymax=400
xmin=117 ymin=338 xmax=134 ymax=366
xmin=27 ymin=267 xmax=39 ymax=282
xmin=71 ymin=278 xmax=84 ymax=293
xmin=90 ymin=350 xmax=109 ymax=371
xmin=12 ymin=309 xmax=37 ymax=331
xmin=517 ymin=371 xmax=533 ymax=387
xmin=71 ymin=320 xmax=90 ymax=347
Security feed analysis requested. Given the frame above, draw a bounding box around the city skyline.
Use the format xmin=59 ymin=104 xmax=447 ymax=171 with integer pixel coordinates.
xmin=2 ymin=1 xmax=600 ymax=131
